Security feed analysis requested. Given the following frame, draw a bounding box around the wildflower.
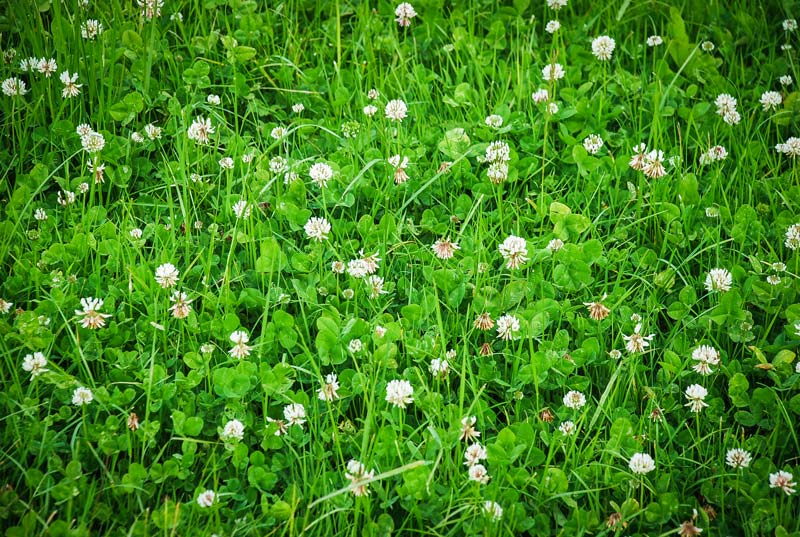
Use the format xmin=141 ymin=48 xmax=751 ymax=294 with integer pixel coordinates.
xmin=200 ymin=343 xmax=214 ymax=355
xmin=341 ymin=120 xmax=361 ymax=138
xmin=760 ymin=91 xmax=783 ymax=112
xmin=722 ymin=109 xmax=741 ymax=125
xmin=547 ymin=0 xmax=567 ymax=10
xmin=777 ymin=139 xmax=800 ymax=158
xmin=365 ymin=275 xmax=388 ymax=299
xmin=138 ymin=0 xmax=164 ymax=19
xmin=545 ymin=20 xmax=560 ymax=34
xmin=348 ymin=339 xmax=363 ymax=354
xmin=558 ymin=421 xmax=577 ymax=436
xmin=218 ymin=157 xmax=234 ymax=170
xmin=58 ymin=191 xmax=76 ymax=206
xmin=196 ymin=490 xmax=216 ymax=508
xmin=591 ymin=35 xmax=616 ymax=61
xmin=368 ymin=88 xmax=380 ymax=100
xmin=363 ymin=104 xmax=378 ymax=117
xmin=394 ymin=3 xmax=417 ymax=27
xmin=471 ymin=313 xmax=493 ymax=332
xmin=464 ymin=443 xmax=487 ymax=466
xmin=427 ymin=236 xmax=460 ymax=260
xmin=270 ymin=126 xmax=287 ymax=139
xmin=539 ymin=408 xmax=555 ymax=422
xmin=342 ymin=288 xmax=355 ymax=299
xmin=547 ymin=102 xmax=559 ymax=114
xmin=468 ymin=464 xmax=490 ymax=484
xmin=154 ymin=263 xmax=179 ymax=288
xmin=375 ymin=325 xmax=387 ymax=338
xmin=583 ymin=134 xmax=604 ymax=154
xmin=359 ymin=250 xmax=381 ymax=274
xmin=784 ymin=19 xmax=798 ymax=31
xmin=767 ymin=275 xmax=781 ymax=285
xmin=705 ymin=268 xmax=732 ymax=293
xmin=309 ymin=162 xmax=333 ymax=188
xmin=221 ymin=419 xmax=245 ymax=441
xmin=701 ymin=41 xmax=714 ymax=51
xmin=642 ymin=150 xmax=667 ymax=179
xmin=459 ymin=416 xmax=480 ymax=442
xmin=606 ymin=512 xmax=626 ymax=530
xmin=81 ymin=19 xmax=103 ymax=39
xmin=75 ymin=297 xmax=112 ymax=329
xmin=498 ymin=235 xmax=528 ymax=269
xmin=292 ymin=103 xmax=305 ymax=113
xmin=131 ymin=132 xmax=144 ymax=143
xmin=22 ymin=352 xmax=48 ymax=379
xmin=386 ymin=379 xmax=414 ymax=408
xmin=331 ymin=261 xmax=345 ymax=274
xmin=187 ymin=116 xmax=214 ymax=144
xmin=629 ymin=143 xmax=647 ymax=170
xmin=232 ymin=200 xmax=251 ymax=219
xmin=780 ymin=75 xmax=793 ymax=86
xmin=284 ymin=403 xmax=306 ymax=428
xmin=496 ymin=314 xmax=520 ymax=340
xmin=37 ymin=58 xmax=57 ymax=77
xmin=647 ymin=35 xmax=663 ymax=46
xmin=207 ymin=94 xmax=220 ymax=105
xmin=486 ymin=161 xmax=509 ymax=183
xmin=485 ymin=114 xmax=503 ymax=128
xmin=623 ymin=323 xmax=654 ymax=354
xmin=169 ymin=291 xmax=192 ymax=319
xmin=170 ymin=12 xmax=183 ymax=21
xmin=584 ymin=295 xmax=610 ymax=321
xmin=345 ymin=460 xmax=375 ymax=496
xmin=532 ymin=88 xmax=549 ymax=103
xmin=72 ymin=387 xmax=94 ymax=406
xmin=484 ymin=501 xmax=503 ymax=520
xmin=542 ymin=63 xmax=565 ymax=81
xmin=430 ymin=358 xmax=449 ymax=379
xmin=769 ymin=471 xmax=796 ymax=495
xmin=385 ymin=99 xmax=408 ymax=121
xmin=545 ymin=238 xmax=564 ymax=252
xmin=33 ymin=208 xmax=47 ymax=221
xmin=678 ymin=517 xmax=703 ymax=537
xmin=388 ymin=154 xmax=409 ymax=184
xmin=144 ymin=123 xmax=162 ymax=139
xmin=628 ymin=453 xmax=655 ymax=475
xmin=563 ymin=390 xmax=587 ymax=410
xmin=229 ymin=330 xmax=252 ymax=359
xmin=304 ymin=216 xmax=331 ymax=242
xmin=87 ymin=161 xmax=106 ymax=184
xmin=127 ymin=412 xmax=140 ymax=431
xmin=59 ymin=71 xmax=82 ymax=99
xmin=318 ymin=373 xmax=340 ymax=401
xmin=684 ymin=384 xmax=709 ymax=413
xmin=691 ymin=345 xmax=720 ymax=375
xmin=608 ymin=349 xmax=622 ymax=360
xmin=725 ymin=448 xmax=752 ymax=469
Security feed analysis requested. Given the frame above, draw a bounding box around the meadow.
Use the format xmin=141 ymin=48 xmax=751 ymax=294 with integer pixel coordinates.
xmin=1 ymin=0 xmax=799 ymax=535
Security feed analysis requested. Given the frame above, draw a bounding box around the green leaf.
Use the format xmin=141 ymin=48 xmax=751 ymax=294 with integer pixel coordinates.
xmin=728 ymin=373 xmax=749 ymax=407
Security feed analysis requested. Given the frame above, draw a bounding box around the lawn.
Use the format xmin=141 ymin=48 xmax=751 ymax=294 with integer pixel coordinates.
xmin=1 ymin=0 xmax=799 ymax=535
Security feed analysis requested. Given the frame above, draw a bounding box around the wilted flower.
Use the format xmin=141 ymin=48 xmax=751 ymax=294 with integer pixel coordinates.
xmin=705 ymin=268 xmax=732 ymax=293
xmin=629 ymin=453 xmax=655 ymax=475
xmin=169 ymin=291 xmax=192 ymax=319
xmin=623 ymin=323 xmax=654 ymax=354
xmin=388 ymin=154 xmax=409 ymax=184
xmin=187 ymin=116 xmax=214 ymax=144
xmin=386 ymin=379 xmax=414 ymax=408
xmin=318 ymin=373 xmax=340 ymax=401
xmin=368 ymin=88 xmax=380 ymax=100
xmin=473 ymin=313 xmax=494 ymax=331
xmin=431 ymin=236 xmax=460 ymax=259
xmin=629 ymin=143 xmax=647 ymax=170
xmin=459 ymin=416 xmax=481 ymax=442
xmin=642 ymin=150 xmax=667 ymax=179
xmin=584 ymin=295 xmax=610 ymax=320
xmin=496 ymin=314 xmax=520 ymax=340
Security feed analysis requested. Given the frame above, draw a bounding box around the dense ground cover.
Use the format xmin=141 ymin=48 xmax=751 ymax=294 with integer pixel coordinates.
xmin=1 ymin=0 xmax=800 ymax=535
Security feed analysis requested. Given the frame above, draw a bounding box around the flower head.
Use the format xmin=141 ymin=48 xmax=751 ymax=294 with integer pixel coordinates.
xmin=623 ymin=323 xmax=654 ymax=354
xmin=484 ymin=501 xmax=503 ymax=521
xmin=385 ymin=99 xmax=408 ymax=121
xmin=691 ymin=345 xmax=720 ymax=375
xmin=155 ymin=263 xmax=179 ymax=288
xmin=318 ymin=373 xmax=340 ymax=402
xmin=229 ymin=330 xmax=252 ymax=359
xmin=684 ymin=384 xmax=709 ymax=412
xmin=432 ymin=237 xmax=460 ymax=259
xmin=283 ymin=403 xmax=306 ymax=428
xmin=769 ymin=471 xmax=796 ymax=495
xmin=563 ymin=390 xmax=587 ymax=410
xmin=386 ymin=379 xmax=414 ymax=408
xmin=473 ymin=312 xmax=494 ymax=331
xmin=196 ymin=490 xmax=216 ymax=508
xmin=584 ymin=295 xmax=610 ymax=321
xmin=221 ymin=419 xmax=245 ymax=441
xmin=187 ymin=116 xmax=214 ymax=144
xmin=75 ymin=297 xmax=112 ymax=329
xmin=542 ymin=63 xmax=565 ymax=82
xmin=760 ymin=91 xmax=783 ymax=112
xmin=309 ymin=162 xmax=333 ymax=188
xmin=583 ymin=134 xmax=604 ymax=154
xmin=591 ymin=35 xmax=616 ymax=61
xmin=394 ymin=3 xmax=417 ymax=27
xmin=169 ymin=291 xmax=192 ymax=319
xmin=72 ymin=387 xmax=94 ymax=406
xmin=629 ymin=453 xmax=655 ymax=475
xmin=304 ymin=216 xmax=331 ymax=241
xmin=459 ymin=416 xmax=481 ymax=442
xmin=498 ymin=235 xmax=528 ymax=269
xmin=705 ymin=268 xmax=732 ymax=293
xmin=345 ymin=459 xmax=375 ymax=496
xmin=496 ymin=314 xmax=520 ymax=340
xmin=468 ymin=463 xmax=490 ymax=484
xmin=725 ymin=448 xmax=752 ymax=469
xmin=22 ymin=352 xmax=49 ymax=379
xmin=59 ymin=71 xmax=82 ymax=99
xmin=464 ymin=443 xmax=487 ymax=467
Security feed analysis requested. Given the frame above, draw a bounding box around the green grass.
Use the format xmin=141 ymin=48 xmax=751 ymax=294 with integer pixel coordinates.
xmin=1 ymin=0 xmax=800 ymax=535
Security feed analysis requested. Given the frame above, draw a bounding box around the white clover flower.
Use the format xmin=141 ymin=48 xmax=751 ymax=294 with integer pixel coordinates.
xmin=169 ymin=291 xmax=192 ymax=319
xmin=780 ymin=75 xmax=793 ymax=86
xmin=484 ymin=501 xmax=503 ymax=521
xmin=81 ymin=19 xmax=103 ymax=40
xmin=385 ymin=99 xmax=408 ymax=121
xmin=144 ymin=123 xmax=162 ymax=139
xmin=59 ymin=71 xmax=82 ymax=99
xmin=365 ymin=275 xmax=388 ymax=299
xmin=468 ymin=463 xmax=490 ymax=484
xmin=725 ymin=448 xmax=752 ymax=469
xmin=647 ymin=35 xmax=663 ymax=46
xmin=778 ymin=139 xmax=800 ymax=158
xmin=388 ymin=154 xmax=410 ymax=184
xmin=623 ymin=323 xmax=654 ymax=354
xmin=37 ymin=58 xmax=57 ymax=77
xmin=545 ymin=20 xmax=560 ymax=34
xmin=270 ymin=126 xmax=287 ymax=139
xmin=304 ymin=216 xmax=331 ymax=242
xmin=498 ymin=235 xmax=528 ymax=269
xmin=760 ymin=91 xmax=783 ymax=112
xmin=769 ymin=471 xmax=796 ymax=495
xmin=283 ymin=403 xmax=306 ymax=428
xmin=229 ymin=330 xmax=252 ymax=359
xmin=642 ymin=150 xmax=667 ymax=179
xmin=363 ymin=104 xmax=378 ymax=117
xmin=206 ymin=94 xmax=220 ymax=105
xmin=309 ymin=162 xmax=333 ymax=188
xmin=431 ymin=237 xmax=460 ymax=259
xmin=691 ymin=345 xmax=720 ymax=375
xmin=196 ymin=490 xmax=216 ymax=508
xmin=591 ymin=35 xmax=616 ymax=61
xmin=547 ymin=0 xmax=567 ymax=10
xmin=345 ymin=459 xmax=375 ymax=496
xmin=22 ymin=352 xmax=48 ymax=379
xmin=318 ymin=373 xmax=340 ymax=401
xmin=232 ymin=200 xmax=251 ymax=219
xmin=291 ymin=103 xmax=305 ymax=113
xmin=221 ymin=419 xmax=245 ymax=441
xmin=784 ymin=19 xmax=798 ymax=31
xmin=187 ymin=116 xmax=214 ymax=144
xmin=368 ymin=88 xmax=380 ymax=100
xmin=72 ymin=387 xmax=94 ymax=406
xmin=394 ymin=2 xmax=417 ymax=27
xmin=542 ymin=63 xmax=565 ymax=81
xmin=563 ymin=390 xmax=586 ymax=410
xmin=430 ymin=358 xmax=449 ymax=379
xmin=464 ymin=443 xmax=487 ymax=467
xmin=684 ymin=384 xmax=709 ymax=413
xmin=532 ymin=88 xmax=549 ymax=103
xmin=629 ymin=453 xmax=655 ymax=475
xmin=34 ymin=208 xmax=47 ymax=221
xmin=385 ymin=379 xmax=414 ymax=408
xmin=496 ymin=314 xmax=520 ymax=340
xmin=81 ymin=132 xmax=105 ymax=153
xmin=558 ymin=420 xmax=576 ymax=436
xmin=0 ymin=298 xmax=13 ymax=314
xmin=701 ymin=40 xmax=715 ymax=51
xmin=705 ymin=268 xmax=732 ymax=293
xmin=485 ymin=114 xmax=503 ymax=128
xmin=75 ymin=297 xmax=112 ymax=329
xmin=583 ymin=134 xmax=604 ymax=154
xmin=547 ymin=102 xmax=559 ymax=114
xmin=154 ymin=263 xmax=179 ymax=288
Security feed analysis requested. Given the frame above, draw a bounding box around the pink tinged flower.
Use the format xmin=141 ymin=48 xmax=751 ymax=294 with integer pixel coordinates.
xmin=388 ymin=154 xmax=409 ymax=184
xmin=769 ymin=471 xmax=796 ymax=495
xmin=431 ymin=237 xmax=460 ymax=259
xmin=642 ymin=150 xmax=667 ymax=179
xmin=459 ymin=416 xmax=481 ymax=442
xmin=169 ymin=291 xmax=192 ymax=319
xmin=629 ymin=143 xmax=647 ymax=170
xmin=394 ymin=2 xmax=417 ymax=27
xmin=196 ymin=490 xmax=216 ymax=508
xmin=468 ymin=463 xmax=490 ymax=484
